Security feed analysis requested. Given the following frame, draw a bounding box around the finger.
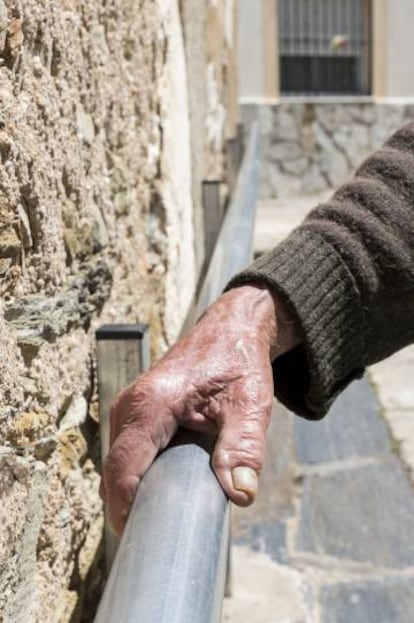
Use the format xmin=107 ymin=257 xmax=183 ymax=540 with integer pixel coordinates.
xmin=104 ymin=417 xmax=177 ymax=535
xmin=211 ymin=411 xmax=269 ymax=507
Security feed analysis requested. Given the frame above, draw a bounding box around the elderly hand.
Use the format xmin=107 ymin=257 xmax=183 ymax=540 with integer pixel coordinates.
xmin=100 ymin=283 xmax=299 ymax=535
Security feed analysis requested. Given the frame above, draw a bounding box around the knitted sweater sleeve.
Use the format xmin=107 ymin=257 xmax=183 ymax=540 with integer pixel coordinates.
xmin=226 ymin=122 xmax=414 ymax=420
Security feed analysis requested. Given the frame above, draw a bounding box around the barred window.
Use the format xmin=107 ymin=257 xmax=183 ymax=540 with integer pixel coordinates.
xmin=279 ymin=0 xmax=371 ymax=95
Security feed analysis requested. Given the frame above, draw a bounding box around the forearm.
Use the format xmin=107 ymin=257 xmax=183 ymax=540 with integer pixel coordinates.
xmin=227 ymin=122 xmax=414 ymax=419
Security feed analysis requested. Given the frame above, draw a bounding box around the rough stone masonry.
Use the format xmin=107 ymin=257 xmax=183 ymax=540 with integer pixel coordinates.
xmin=0 ymin=1 xmax=238 ymax=620
xmin=242 ymin=101 xmax=414 ymax=199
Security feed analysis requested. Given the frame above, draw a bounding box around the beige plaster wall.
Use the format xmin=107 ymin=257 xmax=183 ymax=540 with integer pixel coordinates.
xmin=237 ymin=0 xmax=265 ymax=100
xmin=384 ymin=0 xmax=414 ymax=98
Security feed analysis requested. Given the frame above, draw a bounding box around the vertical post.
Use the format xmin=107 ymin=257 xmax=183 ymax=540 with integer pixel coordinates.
xmin=236 ymin=123 xmax=245 ymax=170
xmin=226 ymin=138 xmax=237 ymax=194
xmin=226 ymin=140 xmax=238 ymax=194
xmin=202 ymin=180 xmax=222 ymax=265
xmin=226 ymin=124 xmax=245 ymax=196
xmin=96 ymin=324 xmax=150 ymax=571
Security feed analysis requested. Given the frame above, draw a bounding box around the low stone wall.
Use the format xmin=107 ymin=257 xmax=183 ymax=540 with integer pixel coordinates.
xmin=242 ymin=101 xmax=414 ymax=199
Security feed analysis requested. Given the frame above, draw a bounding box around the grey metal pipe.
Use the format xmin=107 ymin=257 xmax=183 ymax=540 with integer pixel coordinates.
xmin=94 ymin=122 xmax=260 ymax=623
xmin=95 ymin=434 xmax=229 ymax=623
xmin=195 ymin=122 xmax=259 ymax=315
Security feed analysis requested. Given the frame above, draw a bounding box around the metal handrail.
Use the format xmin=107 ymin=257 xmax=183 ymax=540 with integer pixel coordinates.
xmin=94 ymin=122 xmax=260 ymax=623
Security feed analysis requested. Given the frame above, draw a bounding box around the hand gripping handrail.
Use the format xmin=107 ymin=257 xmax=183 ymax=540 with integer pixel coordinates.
xmin=94 ymin=122 xmax=260 ymax=623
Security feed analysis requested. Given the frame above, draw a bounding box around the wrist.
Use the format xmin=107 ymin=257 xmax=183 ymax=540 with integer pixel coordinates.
xmin=222 ymin=283 xmax=301 ymax=360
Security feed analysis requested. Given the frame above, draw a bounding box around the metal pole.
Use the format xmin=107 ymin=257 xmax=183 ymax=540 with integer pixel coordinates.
xmin=202 ymin=180 xmax=223 ymax=267
xmin=94 ymin=122 xmax=260 ymax=623
xmin=196 ymin=122 xmax=260 ymax=315
xmin=95 ymin=433 xmax=229 ymax=623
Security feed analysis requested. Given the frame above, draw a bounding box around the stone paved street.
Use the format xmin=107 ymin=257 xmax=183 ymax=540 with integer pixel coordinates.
xmin=222 ymin=197 xmax=414 ymax=623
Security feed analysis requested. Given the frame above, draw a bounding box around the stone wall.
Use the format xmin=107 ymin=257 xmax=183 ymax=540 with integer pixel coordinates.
xmin=0 ymin=1 xmax=238 ymax=621
xmin=242 ymin=101 xmax=414 ymax=199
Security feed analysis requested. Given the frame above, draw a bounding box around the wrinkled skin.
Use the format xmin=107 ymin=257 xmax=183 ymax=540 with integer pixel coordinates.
xmin=101 ymin=284 xmax=299 ymax=535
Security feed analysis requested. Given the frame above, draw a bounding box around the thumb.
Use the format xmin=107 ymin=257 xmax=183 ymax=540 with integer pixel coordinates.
xmin=211 ymin=412 xmax=268 ymax=506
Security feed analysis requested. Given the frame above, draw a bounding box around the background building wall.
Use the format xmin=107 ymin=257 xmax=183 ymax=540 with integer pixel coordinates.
xmin=237 ymin=0 xmax=265 ymax=100
xmin=238 ymin=0 xmax=414 ymax=198
xmin=238 ymin=0 xmax=414 ymax=101
xmin=0 ymin=0 xmax=237 ymax=620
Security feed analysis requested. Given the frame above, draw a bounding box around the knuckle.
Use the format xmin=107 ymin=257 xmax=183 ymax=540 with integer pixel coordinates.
xmin=211 ymin=449 xmax=230 ymax=471
xmin=237 ymin=450 xmax=263 ymax=472
xmin=235 ymin=434 xmax=264 ymax=456
xmin=142 ymin=371 xmax=176 ymax=401
xmin=213 ymin=424 xmax=265 ymax=472
xmin=213 ymin=445 xmax=263 ymax=473
xmin=225 ymin=417 xmax=267 ymax=449
xmin=129 ymin=371 xmax=175 ymax=409
xmin=103 ymin=447 xmax=125 ymax=483
xmin=109 ymin=376 xmax=158 ymax=428
xmin=109 ymin=401 xmax=119 ymax=426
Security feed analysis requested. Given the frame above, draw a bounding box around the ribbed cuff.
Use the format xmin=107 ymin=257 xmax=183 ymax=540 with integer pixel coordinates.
xmin=225 ymin=229 xmax=366 ymax=419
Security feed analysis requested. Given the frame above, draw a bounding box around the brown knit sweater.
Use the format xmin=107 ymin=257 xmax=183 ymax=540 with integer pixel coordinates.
xmin=227 ymin=122 xmax=414 ymax=420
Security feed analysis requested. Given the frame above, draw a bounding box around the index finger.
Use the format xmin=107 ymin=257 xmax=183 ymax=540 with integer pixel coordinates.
xmin=103 ymin=414 xmax=177 ymax=535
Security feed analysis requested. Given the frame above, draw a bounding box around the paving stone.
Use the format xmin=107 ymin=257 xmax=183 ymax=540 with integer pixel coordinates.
xmin=296 ymin=457 xmax=414 ymax=567
xmin=233 ymin=520 xmax=288 ymax=564
xmin=321 ymin=579 xmax=414 ymax=623
xmin=385 ymin=410 xmax=414 ymax=445
xmin=370 ymin=345 xmax=414 ymax=410
xmin=231 ymin=402 xmax=295 ymax=565
xmin=294 ymin=378 xmax=390 ymax=465
xmin=222 ymin=547 xmax=312 ymax=623
xmin=254 ymin=193 xmax=330 ymax=252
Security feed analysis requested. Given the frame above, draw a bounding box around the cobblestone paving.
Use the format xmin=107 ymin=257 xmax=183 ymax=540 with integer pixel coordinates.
xmin=222 ymin=198 xmax=414 ymax=623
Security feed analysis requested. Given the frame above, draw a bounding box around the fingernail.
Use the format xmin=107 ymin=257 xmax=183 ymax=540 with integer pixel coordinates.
xmin=231 ymin=466 xmax=258 ymax=499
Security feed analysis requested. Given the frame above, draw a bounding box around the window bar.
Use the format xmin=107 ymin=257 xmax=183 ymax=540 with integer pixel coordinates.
xmin=299 ymin=0 xmax=304 ymax=58
xmin=306 ymin=0 xmax=311 ymax=93
xmin=318 ymin=0 xmax=323 ymax=58
xmin=358 ymin=0 xmax=361 ymax=91
xmin=358 ymin=0 xmax=363 ymax=92
xmin=348 ymin=0 xmax=353 ymax=91
xmin=279 ymin=0 xmax=371 ymax=96
xmin=335 ymin=0 xmax=340 ymax=91
xmin=336 ymin=0 xmax=340 ymax=91
xmin=329 ymin=0 xmax=333 ymax=94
